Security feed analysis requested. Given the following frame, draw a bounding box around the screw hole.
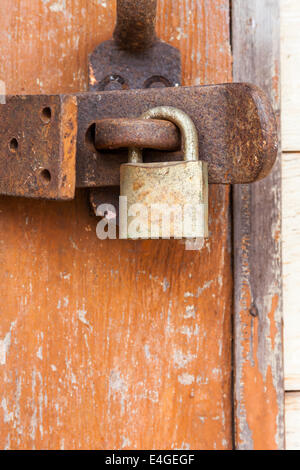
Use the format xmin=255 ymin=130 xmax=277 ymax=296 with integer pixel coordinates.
xmin=9 ymin=138 xmax=19 ymax=152
xmin=144 ymin=76 xmax=172 ymax=88
xmin=41 ymin=107 xmax=52 ymax=124
xmin=40 ymin=169 xmax=51 ymax=184
xmin=99 ymin=75 xmax=128 ymax=91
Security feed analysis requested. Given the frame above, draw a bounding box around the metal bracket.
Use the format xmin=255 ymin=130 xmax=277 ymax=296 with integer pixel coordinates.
xmin=0 ymin=0 xmax=278 ymax=201
xmin=88 ymin=0 xmax=181 ymax=213
xmin=89 ymin=0 xmax=181 ymax=91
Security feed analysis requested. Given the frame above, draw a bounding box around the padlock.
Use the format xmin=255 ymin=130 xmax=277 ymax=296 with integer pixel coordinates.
xmin=119 ymin=106 xmax=208 ymax=240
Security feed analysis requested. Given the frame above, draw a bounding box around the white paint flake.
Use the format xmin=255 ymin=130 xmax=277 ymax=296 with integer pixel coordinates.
xmin=178 ymin=373 xmax=195 ymax=385
xmin=77 ymin=306 xmax=92 ymax=330
xmin=184 ymin=280 xmax=213 ymax=299
xmin=60 ymin=272 xmax=71 ymax=281
xmin=184 ymin=305 xmax=196 ymax=319
xmin=179 ymin=324 xmax=199 ymax=339
xmin=121 ymin=436 xmax=131 ymax=449
xmin=1 ymin=398 xmax=13 ymax=423
xmin=49 ymin=0 xmax=66 ymax=13
xmin=0 ymin=332 xmax=11 ymax=365
xmin=163 ymin=278 xmax=170 ymax=292
xmin=37 ymin=346 xmax=43 ymax=360
xmin=109 ymin=369 xmax=128 ymax=415
xmin=0 ymin=322 xmax=16 ymax=365
xmin=109 ymin=370 xmax=128 ymax=395
xmin=144 ymin=344 xmax=151 ymax=361
xmin=173 ymin=349 xmax=195 ymax=369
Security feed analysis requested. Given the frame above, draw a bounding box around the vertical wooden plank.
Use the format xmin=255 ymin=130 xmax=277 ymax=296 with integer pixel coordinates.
xmin=0 ymin=0 xmax=232 ymax=449
xmin=285 ymin=392 xmax=300 ymax=450
xmin=281 ymin=0 xmax=300 ymax=394
xmin=282 ymin=152 xmax=300 ymax=391
xmin=281 ymin=0 xmax=300 ymax=151
xmin=232 ymin=0 xmax=284 ymax=449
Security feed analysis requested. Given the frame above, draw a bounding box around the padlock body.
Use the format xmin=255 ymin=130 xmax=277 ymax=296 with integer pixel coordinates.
xmin=120 ymin=161 xmax=208 ymax=239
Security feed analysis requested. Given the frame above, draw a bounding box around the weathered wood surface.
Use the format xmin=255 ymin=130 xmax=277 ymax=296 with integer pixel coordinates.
xmin=281 ymin=0 xmax=300 ymax=393
xmin=232 ymin=0 xmax=284 ymax=450
xmin=281 ymin=0 xmax=300 ymax=151
xmin=0 ymin=1 xmax=233 ymax=450
xmin=285 ymin=392 xmax=300 ymax=450
xmin=282 ymin=153 xmax=300 ymax=391
xmin=281 ymin=0 xmax=300 ymax=448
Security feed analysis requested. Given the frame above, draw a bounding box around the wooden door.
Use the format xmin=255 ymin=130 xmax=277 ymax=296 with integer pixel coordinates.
xmin=0 ymin=0 xmax=232 ymax=450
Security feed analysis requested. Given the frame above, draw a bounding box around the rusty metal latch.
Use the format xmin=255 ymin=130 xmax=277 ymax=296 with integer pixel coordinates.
xmin=0 ymin=0 xmax=278 ymax=202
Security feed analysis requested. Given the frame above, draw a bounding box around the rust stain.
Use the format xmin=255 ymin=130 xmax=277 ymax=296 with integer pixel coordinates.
xmin=59 ymin=95 xmax=78 ymax=199
xmin=133 ymin=181 xmax=144 ymax=192
xmin=89 ymin=65 xmax=97 ymax=87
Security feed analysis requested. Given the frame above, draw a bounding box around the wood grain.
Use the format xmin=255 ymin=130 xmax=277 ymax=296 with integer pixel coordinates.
xmin=281 ymin=0 xmax=300 ymax=448
xmin=281 ymin=0 xmax=300 ymax=151
xmin=0 ymin=0 xmax=232 ymax=450
xmin=282 ymin=153 xmax=300 ymax=391
xmin=232 ymin=0 xmax=284 ymax=450
xmin=281 ymin=0 xmax=300 ymax=394
xmin=285 ymin=392 xmax=300 ymax=450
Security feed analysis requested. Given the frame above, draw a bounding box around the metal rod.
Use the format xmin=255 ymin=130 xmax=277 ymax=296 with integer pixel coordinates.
xmin=95 ymin=118 xmax=180 ymax=151
xmin=113 ymin=0 xmax=157 ymax=51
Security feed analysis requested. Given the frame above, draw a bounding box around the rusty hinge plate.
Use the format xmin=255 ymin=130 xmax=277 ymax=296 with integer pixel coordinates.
xmin=0 ymin=95 xmax=77 ymax=199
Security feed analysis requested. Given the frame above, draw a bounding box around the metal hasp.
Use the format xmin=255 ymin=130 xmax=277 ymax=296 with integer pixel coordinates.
xmin=0 ymin=86 xmax=278 ymax=199
xmin=0 ymin=0 xmax=278 ymax=200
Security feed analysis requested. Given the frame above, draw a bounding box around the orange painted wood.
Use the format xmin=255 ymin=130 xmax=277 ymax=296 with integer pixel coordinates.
xmin=0 ymin=0 xmax=232 ymax=450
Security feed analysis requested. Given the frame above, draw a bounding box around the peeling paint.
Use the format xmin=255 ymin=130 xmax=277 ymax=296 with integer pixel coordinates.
xmin=1 ymin=398 xmax=13 ymax=423
xmin=0 ymin=322 xmax=16 ymax=365
xmin=178 ymin=373 xmax=195 ymax=386
xmin=0 ymin=332 xmax=11 ymax=366
xmin=77 ymin=306 xmax=92 ymax=330
xmin=49 ymin=0 xmax=66 ymax=13
xmin=184 ymin=305 xmax=196 ymax=319
xmin=173 ymin=349 xmax=195 ymax=369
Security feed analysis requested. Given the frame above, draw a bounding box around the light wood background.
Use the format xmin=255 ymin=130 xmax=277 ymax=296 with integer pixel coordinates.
xmin=281 ymin=0 xmax=300 ymax=450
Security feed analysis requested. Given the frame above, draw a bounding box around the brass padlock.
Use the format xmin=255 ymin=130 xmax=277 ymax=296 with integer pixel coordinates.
xmin=119 ymin=107 xmax=208 ymax=241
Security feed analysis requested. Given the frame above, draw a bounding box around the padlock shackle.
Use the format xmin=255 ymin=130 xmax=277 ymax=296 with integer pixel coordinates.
xmin=128 ymin=107 xmax=199 ymax=164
